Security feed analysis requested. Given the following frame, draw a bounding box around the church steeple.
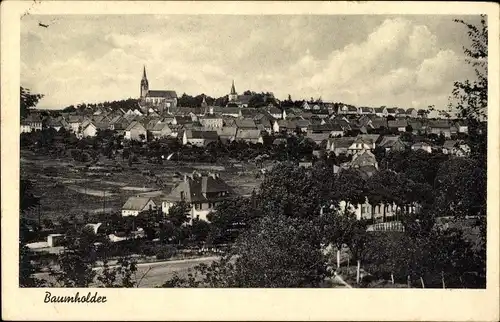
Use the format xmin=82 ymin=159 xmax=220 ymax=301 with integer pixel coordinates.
xmin=140 ymin=65 xmax=149 ymax=99
xmin=201 ymin=95 xmax=208 ymax=114
xmin=230 ymin=80 xmax=236 ymax=95
xmin=229 ymin=80 xmax=238 ymax=102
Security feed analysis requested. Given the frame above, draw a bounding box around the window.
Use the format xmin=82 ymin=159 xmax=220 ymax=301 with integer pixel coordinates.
xmin=180 ymin=191 xmax=185 ymax=200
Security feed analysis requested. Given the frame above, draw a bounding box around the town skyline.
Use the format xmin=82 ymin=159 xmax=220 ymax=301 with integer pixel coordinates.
xmin=22 ymin=14 xmax=481 ymax=110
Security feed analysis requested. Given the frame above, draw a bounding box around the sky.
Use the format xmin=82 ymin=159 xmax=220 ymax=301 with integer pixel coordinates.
xmin=21 ymin=14 xmax=482 ymax=110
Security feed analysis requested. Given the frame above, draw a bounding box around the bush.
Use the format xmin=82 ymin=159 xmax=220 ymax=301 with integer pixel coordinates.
xmin=139 ymin=242 xmax=157 ymax=257
xmin=156 ymin=245 xmax=177 ymax=260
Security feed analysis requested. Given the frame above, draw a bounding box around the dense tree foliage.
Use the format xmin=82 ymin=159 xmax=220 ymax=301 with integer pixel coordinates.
xmin=164 ymin=215 xmax=327 ymax=287
xmin=20 ymin=87 xmax=43 ymax=119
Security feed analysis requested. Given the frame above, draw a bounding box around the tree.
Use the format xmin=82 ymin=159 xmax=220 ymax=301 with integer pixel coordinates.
xmin=206 ymin=197 xmax=255 ymax=244
xmin=20 ymin=87 xmax=43 ymax=119
xmin=19 ymin=244 xmax=45 ymax=287
xmin=96 ymin=255 xmax=138 ymax=288
xmin=51 ymin=227 xmax=98 ymax=287
xmin=164 ymin=215 xmax=327 ymax=287
xmin=248 ymin=93 xmax=265 ymax=108
xmin=383 ymin=149 xmax=448 ymax=186
xmin=450 ymin=15 xmax=487 ymax=121
xmin=257 ymin=162 xmax=336 ymax=219
xmin=20 ymin=179 xmax=41 ymax=242
xmin=167 ymin=201 xmax=190 ymax=228
xmin=320 ymin=209 xmax=359 ymax=267
xmin=136 ymin=209 xmax=160 ymax=240
xmin=434 ymin=157 xmax=486 ymax=217
xmin=450 ymin=16 xmax=487 ymax=166
xmin=373 ymin=146 xmax=386 ymax=164
xmin=230 ymin=215 xmax=326 ymax=287
xmin=333 ymin=169 xmax=366 ymax=209
xmin=189 ymin=218 xmax=210 ymax=243
xmin=20 ymin=179 xmax=40 ymax=214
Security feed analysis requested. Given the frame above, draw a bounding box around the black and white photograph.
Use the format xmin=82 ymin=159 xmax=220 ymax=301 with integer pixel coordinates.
xmin=2 ymin=1 xmax=499 ymax=320
xmin=17 ymin=11 xmax=489 ymax=289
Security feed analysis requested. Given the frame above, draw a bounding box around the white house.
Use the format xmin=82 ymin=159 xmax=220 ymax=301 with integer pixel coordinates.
xmin=20 ymin=122 xmax=32 ymax=133
xmin=199 ymin=115 xmax=224 ymax=128
xmin=266 ymin=107 xmax=282 ymax=120
xmin=24 ymin=114 xmax=43 ymax=132
xmin=150 ymin=122 xmax=172 ymax=139
xmin=182 ymin=130 xmax=219 ymax=147
xmin=406 ymin=108 xmax=418 ymax=118
xmin=81 ymin=121 xmax=97 ymax=138
xmin=124 ymin=121 xmax=147 ymax=141
xmin=161 ymin=172 xmax=235 ymax=221
xmin=411 ymin=142 xmax=433 ymax=153
xmin=234 ymin=129 xmax=264 ymax=144
xmin=339 ymin=197 xmax=418 ymax=221
xmin=374 ymin=107 xmax=388 ymax=117
xmin=121 ymin=197 xmax=157 ymax=217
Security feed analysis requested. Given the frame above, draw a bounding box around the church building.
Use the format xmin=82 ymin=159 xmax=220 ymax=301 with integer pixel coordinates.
xmin=226 ymin=80 xmax=252 ymax=108
xmin=139 ymin=66 xmax=178 ymax=114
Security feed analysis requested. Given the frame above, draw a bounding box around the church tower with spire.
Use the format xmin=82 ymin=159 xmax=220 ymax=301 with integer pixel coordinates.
xmin=140 ymin=65 xmax=149 ymax=99
xmin=229 ymin=80 xmax=238 ymax=102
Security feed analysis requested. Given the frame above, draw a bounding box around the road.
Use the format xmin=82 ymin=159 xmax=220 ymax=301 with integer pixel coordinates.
xmin=130 ymin=256 xmax=219 ymax=287
xmin=34 ymin=256 xmax=219 ymax=288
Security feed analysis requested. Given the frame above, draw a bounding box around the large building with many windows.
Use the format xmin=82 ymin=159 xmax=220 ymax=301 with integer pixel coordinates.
xmin=161 ymin=172 xmax=235 ymax=221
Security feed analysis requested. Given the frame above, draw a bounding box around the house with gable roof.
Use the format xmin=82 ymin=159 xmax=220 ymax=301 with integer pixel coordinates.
xmin=411 ymin=141 xmax=433 ymax=153
xmin=427 ymin=120 xmax=452 ymax=138
xmin=388 ymin=119 xmax=408 ymax=132
xmin=235 ymin=129 xmax=264 ymax=144
xmin=150 ymin=122 xmax=172 ymax=139
xmin=327 ymin=137 xmax=356 ymax=155
xmin=349 ymin=149 xmax=379 ymax=179
xmin=161 ymin=172 xmax=236 ymax=221
xmin=406 ymin=108 xmax=418 ymax=118
xmin=182 ymin=129 xmax=219 ymax=147
xmin=216 ymin=127 xmax=237 ymax=144
xmin=122 ymin=196 xmax=157 ymax=217
xmin=374 ymin=107 xmax=388 ymax=118
xmin=125 ymin=121 xmax=147 ymax=141
xmin=377 ymin=135 xmax=407 ymax=152
xmin=80 ymin=120 xmax=98 ymax=138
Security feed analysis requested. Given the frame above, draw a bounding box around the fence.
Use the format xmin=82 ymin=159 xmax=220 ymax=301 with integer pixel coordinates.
xmin=366 ymin=221 xmax=405 ymax=232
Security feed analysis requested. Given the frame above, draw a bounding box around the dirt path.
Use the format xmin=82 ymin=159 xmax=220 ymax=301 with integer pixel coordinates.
xmin=66 ymin=185 xmax=116 ymax=197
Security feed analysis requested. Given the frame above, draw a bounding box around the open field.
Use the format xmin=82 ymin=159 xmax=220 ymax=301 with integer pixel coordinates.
xmin=20 ymin=150 xmax=263 ymax=223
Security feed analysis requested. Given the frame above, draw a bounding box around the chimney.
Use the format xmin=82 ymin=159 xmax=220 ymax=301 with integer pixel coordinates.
xmin=184 ymin=174 xmax=188 ymax=182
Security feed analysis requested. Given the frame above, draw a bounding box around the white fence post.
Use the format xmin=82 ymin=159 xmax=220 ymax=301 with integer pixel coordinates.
xmin=356 ymin=260 xmax=361 ymax=284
